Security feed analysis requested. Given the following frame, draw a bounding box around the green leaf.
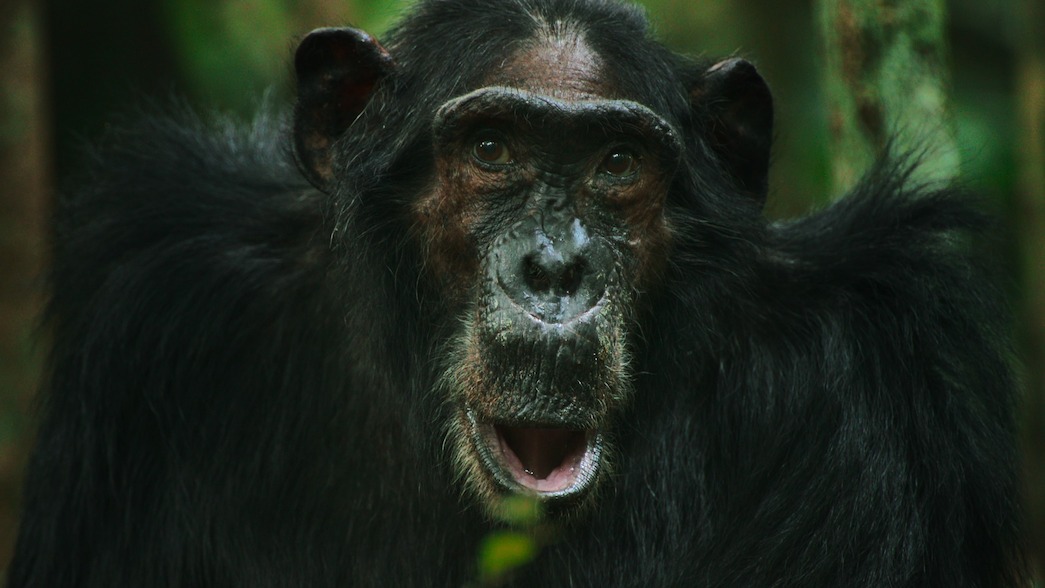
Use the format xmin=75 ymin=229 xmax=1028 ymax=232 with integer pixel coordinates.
xmin=476 ymin=530 xmax=538 ymax=583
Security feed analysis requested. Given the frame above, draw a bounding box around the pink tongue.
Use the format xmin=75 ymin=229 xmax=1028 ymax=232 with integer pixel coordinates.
xmin=498 ymin=426 xmax=584 ymax=480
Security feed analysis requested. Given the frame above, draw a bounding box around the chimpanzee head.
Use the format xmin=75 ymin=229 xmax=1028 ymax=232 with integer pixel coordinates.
xmin=292 ymin=0 xmax=772 ymax=515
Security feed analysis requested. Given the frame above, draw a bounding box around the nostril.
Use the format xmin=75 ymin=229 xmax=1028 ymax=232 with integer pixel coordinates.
xmin=558 ymin=260 xmax=586 ymax=296
xmin=523 ymin=255 xmax=552 ymax=293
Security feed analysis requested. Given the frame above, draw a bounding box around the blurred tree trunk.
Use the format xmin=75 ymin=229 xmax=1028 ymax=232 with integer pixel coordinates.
xmin=0 ymin=0 xmax=48 ymax=569
xmin=733 ymin=0 xmax=830 ymax=217
xmin=1015 ymin=0 xmax=1045 ymax=580
xmin=817 ymin=0 xmax=958 ymax=195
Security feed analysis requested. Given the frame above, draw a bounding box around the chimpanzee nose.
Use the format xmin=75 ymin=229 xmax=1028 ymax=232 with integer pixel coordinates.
xmin=523 ymin=247 xmax=586 ymax=297
xmin=496 ymin=218 xmax=609 ymax=323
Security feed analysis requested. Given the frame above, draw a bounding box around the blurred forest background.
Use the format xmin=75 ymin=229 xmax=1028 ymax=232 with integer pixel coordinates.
xmin=0 ymin=0 xmax=1042 ymax=581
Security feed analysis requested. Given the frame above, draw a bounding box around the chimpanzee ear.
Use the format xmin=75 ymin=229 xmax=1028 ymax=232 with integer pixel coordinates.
xmin=294 ymin=27 xmax=394 ymax=190
xmin=691 ymin=58 xmax=773 ymax=201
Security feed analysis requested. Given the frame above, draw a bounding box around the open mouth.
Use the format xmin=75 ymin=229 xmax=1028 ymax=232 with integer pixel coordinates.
xmin=467 ymin=410 xmax=602 ymax=498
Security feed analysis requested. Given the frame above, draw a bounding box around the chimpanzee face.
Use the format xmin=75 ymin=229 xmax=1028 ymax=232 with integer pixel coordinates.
xmin=410 ymin=32 xmax=680 ymax=511
xmin=293 ymin=15 xmax=770 ymax=517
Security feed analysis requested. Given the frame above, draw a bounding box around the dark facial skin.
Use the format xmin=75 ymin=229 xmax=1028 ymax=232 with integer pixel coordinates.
xmin=412 ymin=34 xmax=680 ymax=511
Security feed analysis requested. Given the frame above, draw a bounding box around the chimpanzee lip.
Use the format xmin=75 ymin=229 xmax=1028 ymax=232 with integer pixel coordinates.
xmin=466 ymin=409 xmax=602 ymax=500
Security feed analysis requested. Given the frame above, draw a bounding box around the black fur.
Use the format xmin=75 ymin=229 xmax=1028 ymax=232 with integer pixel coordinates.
xmin=9 ymin=0 xmax=1024 ymax=585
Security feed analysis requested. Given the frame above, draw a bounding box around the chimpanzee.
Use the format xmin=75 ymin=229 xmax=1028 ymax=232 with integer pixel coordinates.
xmin=7 ymin=0 xmax=1026 ymax=585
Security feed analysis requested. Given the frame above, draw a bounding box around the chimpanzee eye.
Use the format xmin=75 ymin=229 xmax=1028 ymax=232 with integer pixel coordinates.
xmin=600 ymin=148 xmax=640 ymax=177
xmin=472 ymin=135 xmax=512 ymax=165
